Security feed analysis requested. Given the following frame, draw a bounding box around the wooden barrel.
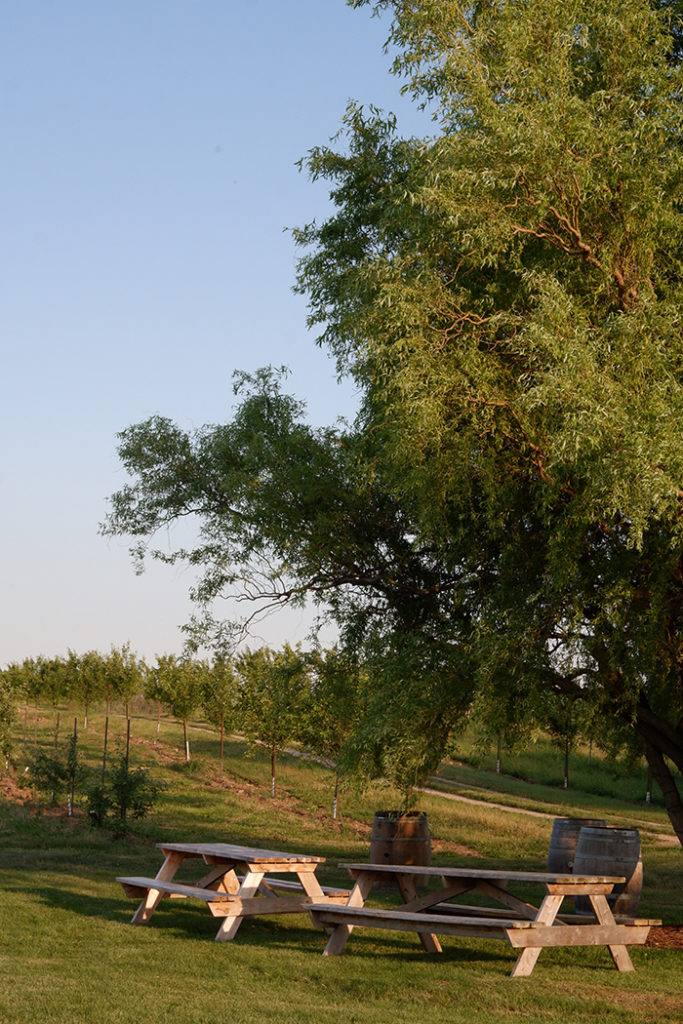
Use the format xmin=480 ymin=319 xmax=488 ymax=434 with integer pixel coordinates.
xmin=370 ymin=811 xmax=431 ymax=869
xmin=573 ymin=826 xmax=642 ymax=915
xmin=546 ymin=817 xmax=606 ymax=874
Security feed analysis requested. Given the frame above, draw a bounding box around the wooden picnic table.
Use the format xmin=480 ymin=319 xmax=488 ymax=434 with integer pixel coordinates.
xmin=117 ymin=841 xmax=348 ymax=942
xmin=307 ymin=862 xmax=659 ymax=977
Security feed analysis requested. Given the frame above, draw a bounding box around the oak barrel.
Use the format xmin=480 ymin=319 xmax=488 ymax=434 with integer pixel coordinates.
xmin=370 ymin=811 xmax=431 ymax=869
xmin=573 ymin=826 xmax=643 ymax=915
xmin=546 ymin=817 xmax=606 ymax=873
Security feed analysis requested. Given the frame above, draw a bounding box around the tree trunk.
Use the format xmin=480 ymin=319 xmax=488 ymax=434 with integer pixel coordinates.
xmin=220 ymin=713 xmax=225 ymax=775
xmin=635 ymin=701 xmax=683 ymax=846
xmin=332 ymin=771 xmax=339 ymax=820
xmin=183 ymin=719 xmax=190 ymax=763
xmin=644 ymin=740 xmax=683 ymax=845
xmin=102 ymin=715 xmax=109 ymax=784
xmin=271 ymin=745 xmax=276 ymax=798
xmin=155 ymin=700 xmax=161 ymax=744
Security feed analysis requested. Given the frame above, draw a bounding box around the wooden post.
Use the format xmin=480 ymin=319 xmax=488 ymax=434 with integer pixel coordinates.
xmin=154 ymin=700 xmax=161 ymax=745
xmin=102 ymin=715 xmax=109 ymax=784
xmin=183 ymin=719 xmax=190 ymax=763
xmin=68 ymin=717 xmax=77 ymax=817
xmin=332 ymin=772 xmax=339 ymax=820
xmin=121 ymin=718 xmax=131 ymax=826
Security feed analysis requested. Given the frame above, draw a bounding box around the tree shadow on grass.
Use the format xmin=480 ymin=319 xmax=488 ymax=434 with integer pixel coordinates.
xmin=241 ymin=916 xmax=511 ymax=968
xmin=9 ymin=882 xmax=520 ymax=970
xmin=5 ymin=882 xmax=217 ymax=936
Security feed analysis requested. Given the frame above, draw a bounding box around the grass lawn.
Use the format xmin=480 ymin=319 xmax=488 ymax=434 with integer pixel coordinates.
xmin=0 ymin=707 xmax=681 ymax=1024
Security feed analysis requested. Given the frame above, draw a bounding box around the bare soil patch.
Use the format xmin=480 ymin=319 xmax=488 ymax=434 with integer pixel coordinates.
xmin=645 ymin=925 xmax=683 ymax=950
xmin=0 ymin=774 xmax=31 ymax=804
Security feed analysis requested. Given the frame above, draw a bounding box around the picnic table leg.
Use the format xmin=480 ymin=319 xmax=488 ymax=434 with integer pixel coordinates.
xmin=296 ymin=868 xmax=327 ymax=903
xmin=214 ymin=870 xmax=265 ymax=942
xmin=510 ymin=893 xmax=564 ymax=978
xmin=396 ymin=872 xmax=442 ymax=954
xmin=588 ymin=894 xmax=635 ymax=973
xmin=197 ymin=864 xmax=242 ymax=895
xmin=131 ymin=851 xmax=184 ymax=925
xmin=323 ymin=874 xmax=376 ymax=956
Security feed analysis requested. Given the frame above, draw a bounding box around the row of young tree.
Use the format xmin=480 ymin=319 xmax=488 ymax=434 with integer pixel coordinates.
xmin=0 ymin=644 xmax=361 ymax=812
xmin=1 ymin=641 xmax=643 ymax=815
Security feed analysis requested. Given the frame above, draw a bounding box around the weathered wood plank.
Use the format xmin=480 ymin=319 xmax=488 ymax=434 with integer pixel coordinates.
xmin=208 ymin=895 xmax=308 ymax=917
xmin=215 ymin=870 xmax=265 ymax=941
xmin=117 ymin=876 xmax=233 ymax=903
xmin=476 ymin=880 xmax=540 ymax=921
xmin=321 ymin=874 xmax=376 ymax=956
xmin=127 ymin=850 xmax=185 ymax=925
xmin=394 ymin=871 xmax=442 ymax=953
xmin=158 ymin=842 xmax=324 ymax=864
xmin=309 ymin=904 xmax=530 ymax=934
xmin=509 ymin=893 xmax=564 ymax=977
xmin=506 ymin=924 xmax=651 ymax=948
xmin=258 ymin=877 xmax=349 ymax=899
xmin=340 ymin=863 xmax=625 ymax=885
xmin=588 ymin=892 xmax=636 ymax=972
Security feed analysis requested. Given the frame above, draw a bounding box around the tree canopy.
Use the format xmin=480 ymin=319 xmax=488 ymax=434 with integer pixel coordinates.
xmin=104 ymin=0 xmax=683 ymax=840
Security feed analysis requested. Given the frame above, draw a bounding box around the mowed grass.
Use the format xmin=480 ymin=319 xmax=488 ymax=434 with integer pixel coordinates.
xmin=0 ymin=706 xmax=681 ymax=1024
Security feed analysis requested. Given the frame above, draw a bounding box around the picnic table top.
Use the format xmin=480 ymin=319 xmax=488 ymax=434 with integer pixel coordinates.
xmin=339 ymin=862 xmax=626 ymax=885
xmin=157 ymin=841 xmax=326 ymax=865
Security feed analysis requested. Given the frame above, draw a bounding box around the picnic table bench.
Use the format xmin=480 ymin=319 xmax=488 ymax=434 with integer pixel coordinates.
xmin=117 ymin=841 xmax=348 ymax=942
xmin=307 ymin=862 xmax=659 ymax=977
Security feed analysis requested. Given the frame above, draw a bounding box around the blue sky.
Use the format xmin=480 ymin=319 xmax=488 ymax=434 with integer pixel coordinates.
xmin=2 ymin=1 xmax=426 ymax=664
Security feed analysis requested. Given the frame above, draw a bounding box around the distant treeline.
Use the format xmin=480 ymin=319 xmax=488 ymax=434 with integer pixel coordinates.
xmin=0 ymin=644 xmax=365 ymax=811
xmin=0 ymin=642 xmax=648 ymax=810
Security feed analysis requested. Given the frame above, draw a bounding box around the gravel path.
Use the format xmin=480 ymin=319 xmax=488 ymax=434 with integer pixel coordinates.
xmin=418 ymin=781 xmax=679 ymax=846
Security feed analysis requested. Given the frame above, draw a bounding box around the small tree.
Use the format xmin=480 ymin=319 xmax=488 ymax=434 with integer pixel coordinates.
xmin=236 ymin=644 xmax=308 ymax=798
xmin=33 ymin=656 xmax=69 ymax=741
xmin=0 ymin=666 xmax=19 ymax=770
xmin=105 ymin=644 xmax=143 ymax=723
xmin=108 ymin=751 xmax=162 ymax=835
xmin=26 ymin=720 xmax=83 ymax=810
xmin=544 ymin=691 xmax=584 ymax=790
xmin=154 ymin=654 xmax=206 ymax=762
xmin=142 ymin=660 xmax=165 ymax=744
xmin=66 ymin=649 xmax=105 ymax=731
xmin=297 ymin=647 xmax=362 ymax=818
xmin=202 ymin=654 xmax=237 ymax=773
xmin=87 ymin=731 xmax=163 ymax=836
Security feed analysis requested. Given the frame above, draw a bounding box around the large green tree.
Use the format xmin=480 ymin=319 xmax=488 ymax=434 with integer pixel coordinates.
xmin=104 ymin=0 xmax=683 ymax=841
xmin=296 ymin=0 xmax=683 ymax=837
